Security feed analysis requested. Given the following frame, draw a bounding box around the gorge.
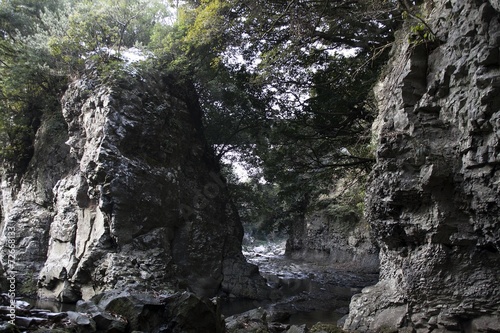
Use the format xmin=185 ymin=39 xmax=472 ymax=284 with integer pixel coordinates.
xmin=1 ymin=0 xmax=500 ymax=332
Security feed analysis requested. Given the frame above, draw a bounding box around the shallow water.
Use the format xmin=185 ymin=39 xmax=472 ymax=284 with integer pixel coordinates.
xmin=24 ymin=298 xmax=76 ymax=312
xmin=229 ymin=240 xmax=378 ymax=326
xmin=286 ymin=309 xmax=343 ymax=326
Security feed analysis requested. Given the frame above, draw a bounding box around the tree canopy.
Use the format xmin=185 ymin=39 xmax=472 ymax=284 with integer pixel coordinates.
xmin=162 ymin=0 xmax=399 ymax=217
xmin=0 ymin=0 xmax=404 ymax=232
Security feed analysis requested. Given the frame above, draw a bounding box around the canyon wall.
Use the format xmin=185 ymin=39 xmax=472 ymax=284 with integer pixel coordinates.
xmin=286 ymin=203 xmax=379 ymax=273
xmin=0 ymin=65 xmax=269 ymax=302
xmin=344 ymin=0 xmax=500 ymax=331
xmin=285 ymin=173 xmax=379 ymax=273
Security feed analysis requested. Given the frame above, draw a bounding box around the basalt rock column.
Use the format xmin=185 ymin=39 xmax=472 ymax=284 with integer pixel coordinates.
xmin=0 ymin=65 xmax=269 ymax=302
xmin=344 ymin=0 xmax=500 ymax=331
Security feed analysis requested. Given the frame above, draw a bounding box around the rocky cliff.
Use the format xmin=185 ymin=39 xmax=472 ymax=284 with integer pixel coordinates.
xmin=0 ymin=64 xmax=269 ymax=302
xmin=344 ymin=0 xmax=500 ymax=331
xmin=285 ymin=177 xmax=379 ymax=273
xmin=285 ymin=209 xmax=379 ymax=272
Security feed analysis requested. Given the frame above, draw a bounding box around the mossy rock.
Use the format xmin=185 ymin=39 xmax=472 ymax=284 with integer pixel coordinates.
xmin=18 ymin=273 xmax=38 ymax=298
xmin=310 ymin=322 xmax=346 ymax=333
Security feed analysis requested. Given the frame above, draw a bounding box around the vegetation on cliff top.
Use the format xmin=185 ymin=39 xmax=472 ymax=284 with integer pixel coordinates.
xmin=0 ymin=0 xmax=405 ymax=232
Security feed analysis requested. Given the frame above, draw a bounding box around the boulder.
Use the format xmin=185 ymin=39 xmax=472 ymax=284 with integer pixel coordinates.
xmin=93 ymin=290 xmax=164 ymax=332
xmin=163 ymin=292 xmax=224 ymax=333
xmin=226 ymin=307 xmax=269 ymax=333
xmin=78 ymin=290 xmax=224 ymax=333
xmin=287 ymin=324 xmax=308 ymax=333
xmin=66 ymin=311 xmax=96 ymax=332
xmin=76 ymin=299 xmax=127 ymax=333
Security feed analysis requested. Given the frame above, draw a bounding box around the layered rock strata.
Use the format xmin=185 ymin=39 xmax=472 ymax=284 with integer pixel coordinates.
xmin=345 ymin=0 xmax=500 ymax=331
xmin=286 ymin=208 xmax=379 ymax=273
xmin=0 ymin=66 xmax=269 ymax=301
xmin=286 ymin=176 xmax=379 ymax=273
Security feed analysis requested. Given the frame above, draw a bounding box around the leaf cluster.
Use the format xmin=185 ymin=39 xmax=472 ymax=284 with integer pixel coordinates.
xmin=0 ymin=0 xmax=168 ymax=172
xmin=0 ymin=0 xmax=68 ymax=173
xmin=151 ymin=0 xmax=401 ymax=223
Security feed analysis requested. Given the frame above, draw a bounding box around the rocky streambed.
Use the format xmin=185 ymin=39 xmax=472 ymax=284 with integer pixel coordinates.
xmin=0 ymin=240 xmax=378 ymax=333
xmin=222 ymin=240 xmax=379 ymax=332
xmin=1 ymin=290 xmax=225 ymax=333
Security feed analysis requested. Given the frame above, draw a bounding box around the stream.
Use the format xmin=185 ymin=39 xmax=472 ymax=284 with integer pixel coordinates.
xmin=221 ymin=239 xmax=379 ymax=327
xmin=19 ymin=240 xmax=378 ymax=330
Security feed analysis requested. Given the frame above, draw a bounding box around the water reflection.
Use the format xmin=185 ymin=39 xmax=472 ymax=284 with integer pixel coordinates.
xmin=287 ymin=309 xmax=343 ymax=326
xmin=232 ymin=240 xmax=378 ymax=326
xmin=24 ymin=298 xmax=76 ymax=312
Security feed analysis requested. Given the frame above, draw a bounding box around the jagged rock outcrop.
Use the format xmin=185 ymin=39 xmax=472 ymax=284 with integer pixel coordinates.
xmin=344 ymin=0 xmax=500 ymax=332
xmin=0 ymin=64 xmax=269 ymax=302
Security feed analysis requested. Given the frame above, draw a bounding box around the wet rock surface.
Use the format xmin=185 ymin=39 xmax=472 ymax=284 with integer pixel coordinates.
xmin=223 ymin=241 xmax=378 ymax=332
xmin=0 ymin=291 xmax=224 ymax=333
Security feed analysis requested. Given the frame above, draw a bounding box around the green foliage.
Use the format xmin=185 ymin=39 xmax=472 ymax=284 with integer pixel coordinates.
xmin=148 ymin=0 xmax=400 ymax=234
xmin=0 ymin=0 xmax=68 ymax=171
xmin=48 ymin=0 xmax=167 ymax=69
xmin=320 ymin=170 xmax=368 ymax=225
xmin=409 ymin=22 xmax=436 ymax=45
xmin=150 ymin=0 xmax=232 ymax=78
xmin=228 ymin=180 xmax=285 ymax=237
xmin=401 ymin=2 xmax=436 ymax=46
xmin=0 ymin=0 xmax=401 ymax=238
xmin=255 ymin=53 xmax=379 ymax=197
xmin=184 ymin=0 xmax=229 ymax=52
xmin=0 ymin=0 xmax=167 ymax=171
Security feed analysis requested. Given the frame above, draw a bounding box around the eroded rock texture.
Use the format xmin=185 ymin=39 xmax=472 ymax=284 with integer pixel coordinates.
xmin=344 ymin=0 xmax=500 ymax=331
xmin=286 ymin=177 xmax=379 ymax=273
xmin=0 ymin=66 xmax=269 ymax=302
xmin=286 ymin=208 xmax=379 ymax=273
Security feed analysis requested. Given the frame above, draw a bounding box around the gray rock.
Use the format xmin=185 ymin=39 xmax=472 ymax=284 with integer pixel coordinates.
xmin=163 ymin=291 xmax=224 ymax=333
xmin=78 ymin=290 xmax=224 ymax=333
xmin=0 ymin=64 xmax=269 ymax=300
xmin=67 ymin=311 xmax=93 ymax=326
xmin=67 ymin=311 xmax=97 ymax=332
xmin=76 ymin=299 xmax=127 ymax=333
xmin=287 ymin=324 xmax=307 ymax=333
xmin=226 ymin=307 xmax=269 ymax=333
xmin=286 ymin=206 xmax=379 ymax=273
xmin=470 ymin=315 xmax=500 ymax=332
xmin=94 ymin=290 xmax=164 ymax=332
xmin=344 ymin=0 xmax=500 ymax=331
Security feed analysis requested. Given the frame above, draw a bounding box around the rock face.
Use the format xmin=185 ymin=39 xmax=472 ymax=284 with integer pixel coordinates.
xmin=345 ymin=0 xmax=500 ymax=331
xmin=0 ymin=65 xmax=269 ymax=301
xmin=286 ymin=208 xmax=379 ymax=273
xmin=286 ymin=178 xmax=379 ymax=273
